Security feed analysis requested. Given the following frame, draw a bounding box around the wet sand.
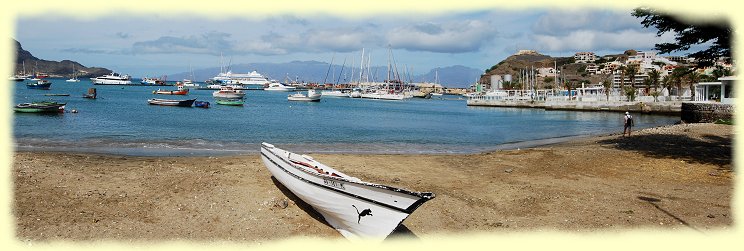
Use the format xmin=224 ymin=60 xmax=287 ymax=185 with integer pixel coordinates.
xmin=12 ymin=123 xmax=734 ymax=242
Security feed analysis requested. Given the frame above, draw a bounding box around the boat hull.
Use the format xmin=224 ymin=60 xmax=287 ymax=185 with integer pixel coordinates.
xmin=147 ymin=98 xmax=196 ymax=107
xmin=360 ymin=93 xmax=405 ymax=100
xmin=153 ymin=89 xmax=189 ymax=95
xmin=14 ymin=102 xmax=65 ymax=113
xmin=260 ymin=143 xmax=434 ymax=241
xmin=215 ymin=99 xmax=245 ymax=106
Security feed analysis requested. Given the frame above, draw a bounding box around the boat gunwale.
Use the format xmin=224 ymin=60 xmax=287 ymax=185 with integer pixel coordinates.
xmin=261 ymin=145 xmax=435 ymax=214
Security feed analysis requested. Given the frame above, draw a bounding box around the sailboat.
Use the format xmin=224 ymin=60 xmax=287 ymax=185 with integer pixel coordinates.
xmin=360 ymin=46 xmax=407 ymax=100
xmin=431 ymin=69 xmax=443 ymax=98
xmin=66 ymin=64 xmax=80 ymax=82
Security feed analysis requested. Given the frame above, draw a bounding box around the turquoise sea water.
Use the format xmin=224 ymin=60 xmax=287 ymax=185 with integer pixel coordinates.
xmin=12 ymin=79 xmax=679 ymax=156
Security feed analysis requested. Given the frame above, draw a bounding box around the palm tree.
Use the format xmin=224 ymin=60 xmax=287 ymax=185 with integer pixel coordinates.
xmin=687 ymin=70 xmax=701 ymax=101
xmin=661 ymin=74 xmax=673 ymax=100
xmin=602 ymin=74 xmax=613 ymax=101
xmin=671 ymin=67 xmax=689 ymax=99
xmin=646 ymin=69 xmax=661 ymax=98
xmin=626 ymin=64 xmax=638 ymax=88
xmin=617 ymin=65 xmax=627 ymax=90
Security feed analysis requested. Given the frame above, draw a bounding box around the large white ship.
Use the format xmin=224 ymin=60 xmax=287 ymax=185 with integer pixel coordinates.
xmin=210 ymin=70 xmax=271 ymax=90
xmin=91 ymin=72 xmax=132 ymax=85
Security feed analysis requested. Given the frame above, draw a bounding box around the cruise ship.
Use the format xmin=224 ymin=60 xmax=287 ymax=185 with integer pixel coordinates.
xmin=91 ymin=72 xmax=132 ymax=85
xmin=210 ymin=70 xmax=271 ymax=90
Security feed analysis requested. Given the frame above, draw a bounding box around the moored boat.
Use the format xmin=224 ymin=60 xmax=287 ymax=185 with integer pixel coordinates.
xmin=194 ymin=101 xmax=210 ymax=108
xmin=91 ymin=72 xmax=132 ymax=85
xmin=215 ymin=98 xmax=245 ymax=106
xmin=260 ymin=143 xmax=435 ymax=241
xmin=153 ymin=85 xmax=189 ymax=95
xmin=264 ymin=82 xmax=296 ymax=91
xmin=212 ymin=86 xmax=245 ymax=99
xmin=287 ymin=89 xmax=321 ymax=102
xmin=26 ymin=80 xmax=52 ymax=90
xmin=13 ymin=101 xmax=66 ymax=113
xmin=83 ymin=88 xmax=97 ymax=99
xmin=147 ymin=98 xmax=196 ymax=107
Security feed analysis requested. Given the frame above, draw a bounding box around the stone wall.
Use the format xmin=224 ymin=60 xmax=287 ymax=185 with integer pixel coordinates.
xmin=680 ymin=102 xmax=734 ymax=123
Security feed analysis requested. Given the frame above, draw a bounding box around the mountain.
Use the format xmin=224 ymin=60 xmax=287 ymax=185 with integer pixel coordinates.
xmin=12 ymin=39 xmax=111 ymax=78
xmin=167 ymin=61 xmax=482 ymax=88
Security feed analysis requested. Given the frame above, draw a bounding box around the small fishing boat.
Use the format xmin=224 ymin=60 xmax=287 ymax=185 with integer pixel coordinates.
xmin=153 ymin=84 xmax=189 ymax=95
xmin=194 ymin=101 xmax=210 ymax=108
xmin=26 ymin=80 xmax=52 ymax=90
xmin=83 ymin=88 xmax=97 ymax=99
xmin=212 ymin=86 xmax=245 ymax=99
xmin=13 ymin=101 xmax=66 ymax=113
xmin=141 ymin=76 xmax=166 ymax=85
xmin=287 ymin=89 xmax=321 ymax=102
xmin=260 ymin=143 xmax=435 ymax=241
xmin=215 ymin=98 xmax=245 ymax=106
xmin=147 ymin=98 xmax=196 ymax=107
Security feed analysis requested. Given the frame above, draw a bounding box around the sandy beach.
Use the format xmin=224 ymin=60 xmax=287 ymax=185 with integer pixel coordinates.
xmin=12 ymin=123 xmax=733 ymax=242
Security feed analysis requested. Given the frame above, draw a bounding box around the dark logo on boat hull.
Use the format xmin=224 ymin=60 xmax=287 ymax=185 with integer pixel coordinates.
xmin=352 ymin=205 xmax=372 ymax=224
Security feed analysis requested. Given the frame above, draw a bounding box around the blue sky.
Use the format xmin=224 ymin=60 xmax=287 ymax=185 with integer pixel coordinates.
xmin=14 ymin=7 xmax=678 ymax=77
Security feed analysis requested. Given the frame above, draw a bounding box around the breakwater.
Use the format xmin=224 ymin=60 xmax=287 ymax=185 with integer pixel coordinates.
xmin=467 ymin=99 xmax=682 ymax=115
xmin=680 ymin=102 xmax=734 ymax=123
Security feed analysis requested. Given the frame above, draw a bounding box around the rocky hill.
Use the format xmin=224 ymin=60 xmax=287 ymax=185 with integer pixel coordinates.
xmin=482 ymin=51 xmax=616 ymax=89
xmin=12 ymin=39 xmax=111 ymax=78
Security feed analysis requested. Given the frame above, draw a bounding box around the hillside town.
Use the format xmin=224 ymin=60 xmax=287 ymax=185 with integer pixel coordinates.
xmin=470 ymin=49 xmax=735 ymax=112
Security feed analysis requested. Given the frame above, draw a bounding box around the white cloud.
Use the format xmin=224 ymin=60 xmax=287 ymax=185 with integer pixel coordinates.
xmin=532 ymin=10 xmax=643 ymax=36
xmin=386 ymin=20 xmax=499 ymax=53
xmin=532 ymin=29 xmax=676 ymax=52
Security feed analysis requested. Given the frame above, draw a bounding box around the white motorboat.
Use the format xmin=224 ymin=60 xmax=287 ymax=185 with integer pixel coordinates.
xmin=260 ymin=143 xmax=435 ymax=241
xmin=360 ymin=91 xmax=406 ymax=100
xmin=321 ymin=90 xmax=349 ymax=98
xmin=349 ymin=90 xmax=362 ymax=98
xmin=91 ymin=72 xmax=132 ymax=85
xmin=265 ymin=82 xmax=297 ymax=91
xmin=288 ymin=89 xmax=322 ymax=102
xmin=212 ymin=86 xmax=246 ymax=99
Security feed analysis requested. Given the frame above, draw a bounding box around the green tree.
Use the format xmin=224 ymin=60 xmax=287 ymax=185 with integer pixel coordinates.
xmin=671 ymin=67 xmax=689 ymax=98
xmin=626 ymin=64 xmax=638 ymax=88
xmin=661 ymin=74 xmax=674 ymax=99
xmin=624 ymin=86 xmax=637 ymax=102
xmin=686 ymin=70 xmax=701 ymax=100
xmin=647 ymin=69 xmax=662 ymax=102
xmin=602 ymin=74 xmax=613 ymax=101
xmin=632 ymin=7 xmax=732 ymax=68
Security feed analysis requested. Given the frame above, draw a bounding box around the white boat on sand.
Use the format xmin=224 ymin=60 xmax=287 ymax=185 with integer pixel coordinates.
xmin=260 ymin=143 xmax=435 ymax=241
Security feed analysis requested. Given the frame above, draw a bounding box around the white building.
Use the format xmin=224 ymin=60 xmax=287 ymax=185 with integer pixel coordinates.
xmin=574 ymin=52 xmax=597 ymax=63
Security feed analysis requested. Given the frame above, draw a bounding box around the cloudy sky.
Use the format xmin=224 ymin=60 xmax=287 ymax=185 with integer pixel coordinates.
xmin=13 ymin=6 xmax=682 ymax=78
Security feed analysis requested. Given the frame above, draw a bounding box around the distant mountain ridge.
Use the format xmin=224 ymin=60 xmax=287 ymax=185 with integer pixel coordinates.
xmin=12 ymin=39 xmax=111 ymax=78
xmin=168 ymin=61 xmax=482 ymax=88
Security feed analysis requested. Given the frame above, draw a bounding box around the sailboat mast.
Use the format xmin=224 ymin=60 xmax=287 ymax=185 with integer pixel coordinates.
xmin=359 ymin=48 xmax=365 ymax=84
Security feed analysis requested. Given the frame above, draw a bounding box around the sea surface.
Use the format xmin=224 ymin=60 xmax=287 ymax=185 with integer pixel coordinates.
xmin=12 ymin=79 xmax=679 ymax=156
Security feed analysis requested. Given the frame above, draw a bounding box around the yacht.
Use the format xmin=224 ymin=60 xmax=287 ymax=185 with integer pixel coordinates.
xmin=264 ymin=82 xmax=297 ymax=91
xmin=288 ymin=89 xmax=321 ymax=102
xmin=91 ymin=72 xmax=132 ymax=85
xmin=211 ymin=70 xmax=271 ymax=90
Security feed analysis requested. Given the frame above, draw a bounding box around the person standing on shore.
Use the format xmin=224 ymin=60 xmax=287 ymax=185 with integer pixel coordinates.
xmin=623 ymin=111 xmax=634 ymax=136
